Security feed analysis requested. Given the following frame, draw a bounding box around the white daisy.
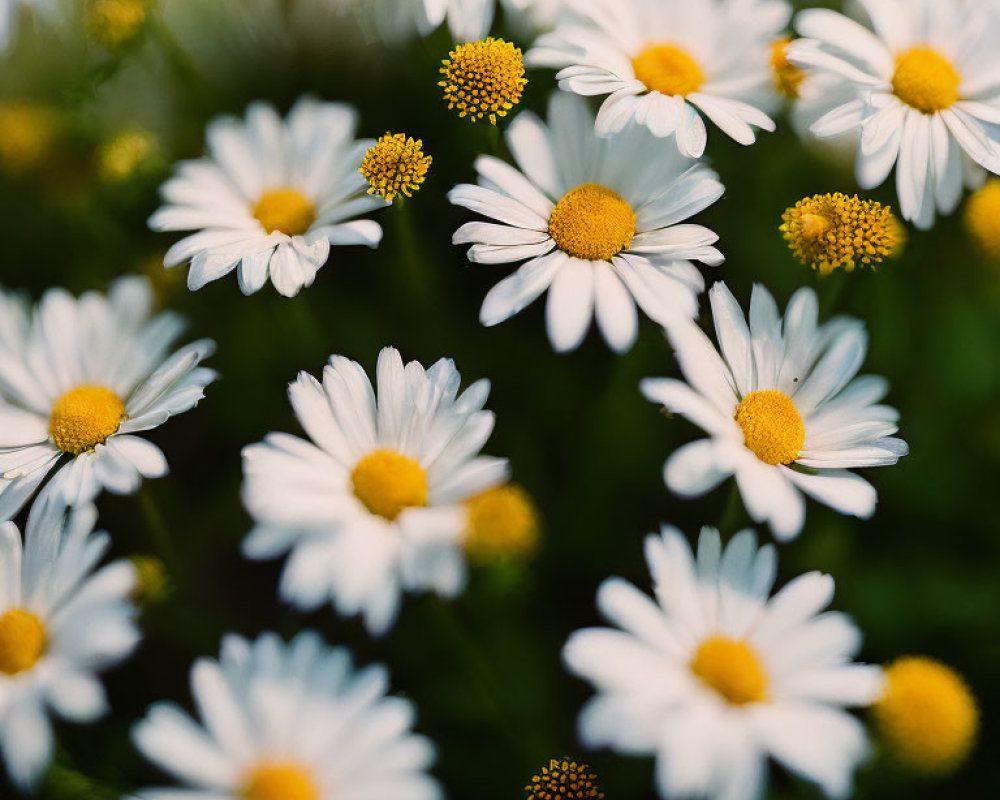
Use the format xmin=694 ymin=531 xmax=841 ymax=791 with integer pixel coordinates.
xmin=641 ymin=282 xmax=907 ymax=541
xmin=449 ymin=91 xmax=725 ymax=353
xmin=0 ymin=496 xmax=139 ymax=789
xmin=241 ymin=347 xmax=508 ymax=636
xmin=133 ymin=630 xmax=441 ymax=800
xmin=358 ymin=0 xmax=550 ymax=43
xmin=565 ymin=524 xmax=883 ymax=800
xmin=0 ymin=276 xmax=216 ymax=521
xmin=525 ymin=0 xmax=778 ymax=157
xmin=788 ymin=0 xmax=1000 ymax=229
xmin=150 ymin=96 xmax=384 ymax=298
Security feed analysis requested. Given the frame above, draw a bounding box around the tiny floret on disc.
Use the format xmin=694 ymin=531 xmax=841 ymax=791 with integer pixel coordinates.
xmin=548 ymin=183 xmax=636 ymax=261
xmin=632 ymin=43 xmax=705 ymax=97
xmin=360 ymin=132 xmax=432 ymax=202
xmin=464 ymin=484 xmax=539 ymax=562
xmin=771 ymin=38 xmax=804 ymax=100
xmin=242 ymin=762 xmax=319 ymax=800
xmin=439 ymin=38 xmax=528 ymax=125
xmin=690 ymin=636 xmax=768 ymax=705
xmin=252 ymin=189 xmax=317 ymax=236
xmin=525 ymin=758 xmax=604 ymax=800
xmin=49 ymin=385 xmax=126 ymax=455
xmin=891 ymin=47 xmax=961 ymax=114
xmin=965 ymin=178 xmax=1000 ymax=262
xmin=351 ymin=449 xmax=428 ymax=521
xmin=0 ymin=608 xmax=46 ymax=676
xmin=736 ymin=390 xmax=804 ymax=466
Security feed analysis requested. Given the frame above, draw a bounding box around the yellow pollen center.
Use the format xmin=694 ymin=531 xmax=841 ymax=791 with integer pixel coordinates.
xmin=242 ymin=762 xmax=319 ymax=800
xmin=735 ymin=390 xmax=804 ymax=466
xmin=360 ymin=132 xmax=433 ymax=203
xmin=548 ymin=183 xmax=636 ymax=261
xmin=49 ymin=385 xmax=126 ymax=455
xmin=965 ymin=178 xmax=1000 ymax=262
xmin=439 ymin=37 xmax=528 ymax=125
xmin=0 ymin=609 xmax=46 ymax=676
xmin=86 ymin=0 xmax=148 ymax=49
xmin=252 ymin=189 xmax=316 ymax=236
xmin=351 ymin=449 xmax=428 ymax=521
xmin=690 ymin=636 xmax=768 ymax=705
xmin=771 ymin=38 xmax=805 ymax=99
xmin=463 ymin=484 xmax=540 ymax=562
xmin=632 ymin=44 xmax=705 ymax=97
xmin=891 ymin=47 xmax=961 ymax=113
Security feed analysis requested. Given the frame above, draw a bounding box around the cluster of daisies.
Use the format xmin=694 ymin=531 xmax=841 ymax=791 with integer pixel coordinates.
xmin=0 ymin=0 xmax=994 ymax=798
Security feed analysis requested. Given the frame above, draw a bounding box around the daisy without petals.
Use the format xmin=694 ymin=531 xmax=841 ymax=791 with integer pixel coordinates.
xmin=133 ymin=631 xmax=441 ymax=800
xmin=360 ymin=132 xmax=432 ymax=203
xmin=0 ymin=497 xmax=139 ymax=789
xmin=565 ymin=525 xmax=883 ymax=800
xmin=150 ymin=97 xmax=384 ymax=298
xmin=241 ymin=347 xmax=508 ymax=635
xmin=788 ymin=0 xmax=1000 ymax=229
xmin=525 ymin=0 xmax=778 ymax=157
xmin=641 ymin=282 xmax=907 ymax=540
xmin=439 ymin=37 xmax=528 ymax=125
xmin=449 ymin=92 xmax=724 ymax=353
xmin=0 ymin=276 xmax=216 ymax=520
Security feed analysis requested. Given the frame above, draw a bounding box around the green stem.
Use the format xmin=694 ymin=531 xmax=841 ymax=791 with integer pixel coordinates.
xmin=137 ymin=484 xmax=177 ymax=570
xmin=717 ymin=479 xmax=745 ymax=535
xmin=391 ymin=200 xmax=435 ymax=309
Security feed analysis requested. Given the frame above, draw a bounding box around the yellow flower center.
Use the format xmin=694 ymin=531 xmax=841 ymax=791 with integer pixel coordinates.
xmin=771 ymin=38 xmax=805 ymax=100
xmin=86 ymin=0 xmax=148 ymax=49
xmin=351 ymin=449 xmax=428 ymax=521
xmin=526 ymin=758 xmax=604 ymax=800
xmin=252 ymin=189 xmax=316 ymax=236
xmin=464 ymin=484 xmax=540 ymax=562
xmin=873 ymin=657 xmax=978 ymax=774
xmin=0 ymin=104 xmax=58 ymax=176
xmin=690 ymin=636 xmax=768 ymax=705
xmin=735 ymin=390 xmax=804 ymax=466
xmin=965 ymin=178 xmax=1000 ymax=262
xmin=891 ymin=47 xmax=961 ymax=114
xmin=49 ymin=385 xmax=126 ymax=455
xmin=632 ymin=44 xmax=705 ymax=97
xmin=360 ymin=132 xmax=433 ymax=203
xmin=242 ymin=762 xmax=319 ymax=800
xmin=439 ymin=37 xmax=528 ymax=125
xmin=780 ymin=192 xmax=902 ymax=276
xmin=548 ymin=183 xmax=636 ymax=261
xmin=0 ymin=609 xmax=47 ymax=676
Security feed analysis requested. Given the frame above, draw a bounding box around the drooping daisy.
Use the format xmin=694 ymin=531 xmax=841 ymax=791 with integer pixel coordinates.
xmin=133 ymin=631 xmax=441 ymax=800
xmin=565 ymin=525 xmax=883 ymax=800
xmin=241 ymin=347 xmax=508 ymax=635
xmin=449 ymin=92 xmax=724 ymax=353
xmin=788 ymin=0 xmax=1000 ymax=229
xmin=150 ymin=97 xmax=384 ymax=298
xmin=641 ymin=282 xmax=907 ymax=540
xmin=0 ymin=496 xmax=139 ymax=789
xmin=0 ymin=276 xmax=216 ymax=520
xmin=525 ymin=0 xmax=779 ymax=156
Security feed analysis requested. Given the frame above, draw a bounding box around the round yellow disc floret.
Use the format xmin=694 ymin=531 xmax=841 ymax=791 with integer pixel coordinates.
xmin=439 ymin=38 xmax=528 ymax=125
xmin=548 ymin=183 xmax=636 ymax=261
xmin=525 ymin=758 xmax=604 ymax=800
xmin=86 ymin=0 xmax=149 ymax=50
xmin=49 ymin=385 xmax=126 ymax=455
xmin=965 ymin=178 xmax=1000 ymax=262
xmin=242 ymin=763 xmax=319 ymax=800
xmin=351 ymin=449 xmax=428 ymax=521
xmin=252 ymin=189 xmax=316 ymax=236
xmin=464 ymin=484 xmax=540 ymax=562
xmin=771 ymin=38 xmax=805 ymax=100
xmin=873 ymin=656 xmax=978 ymax=774
xmin=632 ymin=43 xmax=705 ymax=97
xmin=735 ymin=390 xmax=805 ymax=466
xmin=360 ymin=132 xmax=432 ymax=203
xmin=690 ymin=636 xmax=768 ymax=705
xmin=891 ymin=47 xmax=961 ymax=114
xmin=0 ymin=608 xmax=46 ymax=676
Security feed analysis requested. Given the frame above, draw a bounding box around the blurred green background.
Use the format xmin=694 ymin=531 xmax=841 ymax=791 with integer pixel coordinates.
xmin=0 ymin=1 xmax=998 ymax=798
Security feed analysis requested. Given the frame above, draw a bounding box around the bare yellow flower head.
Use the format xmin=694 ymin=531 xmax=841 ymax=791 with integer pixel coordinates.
xmin=98 ymin=128 xmax=159 ymax=183
xmin=86 ymin=0 xmax=149 ymax=49
xmin=463 ymin=484 xmax=539 ymax=562
xmin=0 ymin=103 xmax=59 ymax=176
xmin=439 ymin=38 xmax=527 ymax=125
xmin=360 ymin=133 xmax=432 ymax=203
xmin=873 ymin=656 xmax=978 ymax=775
xmin=965 ymin=178 xmax=1000 ymax=262
xmin=781 ymin=192 xmax=903 ymax=276
xmin=525 ymin=758 xmax=603 ymax=800
xmin=771 ymin=38 xmax=805 ymax=100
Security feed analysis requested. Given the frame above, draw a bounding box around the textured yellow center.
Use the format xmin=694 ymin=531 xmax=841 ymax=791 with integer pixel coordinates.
xmin=49 ymin=385 xmax=126 ymax=455
xmin=690 ymin=636 xmax=767 ymax=705
xmin=780 ymin=192 xmax=902 ymax=275
xmin=965 ymin=178 xmax=1000 ymax=261
xmin=86 ymin=0 xmax=148 ymax=49
xmin=891 ymin=47 xmax=961 ymax=113
xmin=735 ymin=390 xmax=804 ymax=466
xmin=439 ymin=37 xmax=528 ymax=125
xmin=351 ymin=449 xmax=428 ymax=521
xmin=252 ymin=189 xmax=316 ymax=236
xmin=242 ymin=763 xmax=319 ymax=800
xmin=360 ymin=132 xmax=433 ymax=203
xmin=548 ymin=183 xmax=636 ymax=261
xmin=464 ymin=485 xmax=540 ymax=562
xmin=771 ymin=38 xmax=805 ymax=100
xmin=526 ymin=758 xmax=604 ymax=800
xmin=0 ymin=609 xmax=46 ymax=676
xmin=632 ymin=44 xmax=705 ymax=97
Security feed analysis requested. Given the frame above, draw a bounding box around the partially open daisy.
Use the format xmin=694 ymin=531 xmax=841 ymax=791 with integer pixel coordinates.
xmin=242 ymin=347 xmax=508 ymax=635
xmin=641 ymin=282 xmax=907 ymax=540
xmin=133 ymin=631 xmax=441 ymax=800
xmin=150 ymin=97 xmax=384 ymax=298
xmin=526 ymin=0 xmax=778 ymax=156
xmin=0 ymin=497 xmax=139 ymax=789
xmin=788 ymin=0 xmax=1000 ymax=229
xmin=0 ymin=276 xmax=216 ymax=520
xmin=450 ymin=92 xmax=724 ymax=353
xmin=565 ymin=525 xmax=883 ymax=800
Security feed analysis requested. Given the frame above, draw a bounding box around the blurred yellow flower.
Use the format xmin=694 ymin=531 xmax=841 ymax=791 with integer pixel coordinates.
xmin=463 ymin=484 xmax=539 ymax=562
xmin=97 ymin=128 xmax=159 ymax=183
xmin=360 ymin=132 xmax=432 ymax=203
xmin=0 ymin=103 xmax=59 ymax=176
xmin=965 ymin=178 xmax=1000 ymax=262
xmin=130 ymin=556 xmax=171 ymax=607
xmin=86 ymin=0 xmax=150 ymax=50
xmin=439 ymin=38 xmax=527 ymax=125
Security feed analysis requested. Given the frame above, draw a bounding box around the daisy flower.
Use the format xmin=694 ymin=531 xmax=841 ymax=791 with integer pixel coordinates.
xmin=565 ymin=524 xmax=883 ymax=800
xmin=0 ymin=276 xmax=216 ymax=521
xmin=241 ymin=347 xmax=508 ymax=636
xmin=788 ymin=0 xmax=1000 ymax=229
xmin=150 ymin=97 xmax=384 ymax=298
xmin=360 ymin=0 xmax=545 ymax=43
xmin=525 ymin=0 xmax=778 ymax=157
xmin=133 ymin=630 xmax=441 ymax=800
xmin=449 ymin=92 xmax=724 ymax=353
xmin=0 ymin=496 xmax=139 ymax=789
xmin=641 ymin=282 xmax=907 ymax=540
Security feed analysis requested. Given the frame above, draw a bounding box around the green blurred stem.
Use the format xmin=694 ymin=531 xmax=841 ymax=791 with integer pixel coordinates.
xmin=391 ymin=199 xmax=435 ymax=308
xmin=817 ymin=268 xmax=853 ymax=317
xmin=717 ymin=480 xmax=745 ymax=534
xmin=137 ymin=484 xmax=177 ymax=570
xmin=149 ymin=15 xmax=205 ymax=106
